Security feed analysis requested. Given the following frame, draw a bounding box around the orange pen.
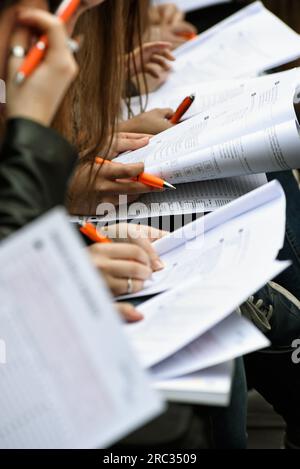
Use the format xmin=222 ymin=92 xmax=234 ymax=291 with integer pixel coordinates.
xmin=170 ymin=94 xmax=195 ymax=125
xmin=95 ymin=157 xmax=176 ymax=191
xmin=15 ymin=0 xmax=81 ymax=85
xmin=79 ymin=221 xmax=112 ymax=244
xmin=177 ymin=32 xmax=197 ymax=41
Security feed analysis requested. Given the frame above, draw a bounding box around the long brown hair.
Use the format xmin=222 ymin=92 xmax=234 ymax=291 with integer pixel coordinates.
xmin=53 ymin=1 xmax=124 ymax=162
xmin=124 ymin=0 xmax=150 ymax=118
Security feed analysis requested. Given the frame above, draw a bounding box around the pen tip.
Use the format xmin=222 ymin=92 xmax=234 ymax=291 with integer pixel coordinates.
xmin=163 ymin=182 xmax=176 ymax=190
xmin=14 ymin=72 xmax=25 ymax=85
xmin=190 ymin=93 xmax=196 ymax=101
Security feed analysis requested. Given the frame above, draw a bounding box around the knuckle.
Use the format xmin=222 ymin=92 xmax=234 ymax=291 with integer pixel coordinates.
xmin=133 ymin=281 xmax=144 ymax=293
xmin=130 ymin=264 xmax=142 ymax=278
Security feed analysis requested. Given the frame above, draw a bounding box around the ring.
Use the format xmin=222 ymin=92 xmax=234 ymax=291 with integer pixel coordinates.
xmin=127 ymin=278 xmax=133 ymax=295
xmin=67 ymin=38 xmax=81 ymax=54
xmin=10 ymin=45 xmax=26 ymax=59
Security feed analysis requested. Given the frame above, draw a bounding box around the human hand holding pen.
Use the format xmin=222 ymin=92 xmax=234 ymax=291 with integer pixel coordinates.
xmin=7 ymin=8 xmax=78 ymax=126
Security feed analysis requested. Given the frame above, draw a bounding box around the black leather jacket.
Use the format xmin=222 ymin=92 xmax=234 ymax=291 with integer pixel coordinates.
xmin=0 ymin=118 xmax=77 ymax=240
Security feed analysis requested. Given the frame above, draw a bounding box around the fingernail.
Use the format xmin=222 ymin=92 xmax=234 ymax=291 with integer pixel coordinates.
xmin=131 ymin=312 xmax=144 ymax=323
xmin=153 ymin=259 xmax=165 ymax=271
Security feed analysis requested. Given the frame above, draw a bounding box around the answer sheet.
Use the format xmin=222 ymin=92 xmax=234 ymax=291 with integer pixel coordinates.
xmin=161 ymin=2 xmax=300 ymax=89
xmin=118 ymin=69 xmax=300 ymax=184
xmin=0 ymin=210 xmax=162 ymax=449
xmin=119 ymin=180 xmax=286 ymax=300
xmin=128 ymin=69 xmax=300 ymax=120
xmin=125 ymin=260 xmax=283 ymax=369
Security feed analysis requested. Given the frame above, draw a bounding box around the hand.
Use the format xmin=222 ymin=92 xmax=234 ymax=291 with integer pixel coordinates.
xmin=115 ymin=302 xmax=144 ymax=323
xmin=88 ymin=243 xmax=152 ymax=297
xmin=149 ymin=4 xmax=184 ymax=26
xmin=108 ymin=132 xmax=152 ymax=159
xmin=129 ymin=42 xmax=175 ymax=78
xmin=6 ymin=8 xmax=78 ymax=126
xmin=102 ymin=223 xmax=167 ymax=272
xmin=67 ymin=160 xmax=159 ymax=214
xmin=132 ymin=67 xmax=170 ymax=93
xmin=120 ymin=108 xmax=174 ymax=135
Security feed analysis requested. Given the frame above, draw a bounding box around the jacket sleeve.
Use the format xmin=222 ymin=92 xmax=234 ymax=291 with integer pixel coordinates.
xmin=0 ymin=118 xmax=77 ymax=240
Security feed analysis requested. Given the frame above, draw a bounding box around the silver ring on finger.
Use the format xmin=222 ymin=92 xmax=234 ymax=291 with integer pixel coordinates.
xmin=10 ymin=45 xmax=26 ymax=59
xmin=127 ymin=278 xmax=133 ymax=295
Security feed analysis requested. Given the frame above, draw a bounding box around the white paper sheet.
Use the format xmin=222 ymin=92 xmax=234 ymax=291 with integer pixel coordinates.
xmin=127 ymin=69 xmax=300 ymax=120
xmin=160 ymin=2 xmax=300 ymax=89
xmin=0 ymin=209 xmax=163 ymax=449
xmin=118 ymin=69 xmax=300 ymax=183
xmin=125 ymin=259 xmax=285 ymax=369
xmin=118 ymin=180 xmax=286 ymax=300
xmin=151 ymin=312 xmax=269 ymax=379
xmin=69 ymin=174 xmax=266 ymax=223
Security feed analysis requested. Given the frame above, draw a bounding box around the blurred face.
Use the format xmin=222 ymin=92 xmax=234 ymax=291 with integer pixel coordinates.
xmin=0 ymin=0 xmax=47 ymax=79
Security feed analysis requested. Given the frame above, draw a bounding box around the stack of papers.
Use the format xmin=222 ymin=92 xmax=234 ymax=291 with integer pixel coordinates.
xmin=122 ymin=181 xmax=290 ymax=405
xmin=118 ymin=68 xmax=300 ymax=185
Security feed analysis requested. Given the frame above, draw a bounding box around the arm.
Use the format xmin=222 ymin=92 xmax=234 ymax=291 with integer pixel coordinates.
xmin=0 ymin=118 xmax=77 ymax=239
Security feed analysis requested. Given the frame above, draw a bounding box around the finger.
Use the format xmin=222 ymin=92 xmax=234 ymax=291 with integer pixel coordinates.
xmin=99 ymin=161 xmax=145 ymax=180
xmin=171 ymin=11 xmax=185 ymax=25
xmin=8 ymin=15 xmax=32 ymax=79
xmin=106 ymin=259 xmax=152 ymax=281
xmin=116 ymin=136 xmax=150 ymax=153
xmin=92 ymin=243 xmax=151 ymax=266
xmin=160 ymin=5 xmax=181 ymax=24
xmin=111 ymin=277 xmax=144 ymax=297
xmin=158 ymin=107 xmax=174 ymax=117
xmin=128 ymin=236 xmax=164 ymax=272
xmin=119 ymin=132 xmax=153 ymax=140
xmin=143 ymin=45 xmax=175 ymax=62
xmin=149 ymin=55 xmax=171 ymax=71
xmin=173 ymin=21 xmax=198 ymax=35
xmin=111 ymin=180 xmax=159 ymax=194
xmin=144 ymin=63 xmax=161 ymax=79
xmin=99 ymin=178 xmax=154 ymax=194
xmin=143 ymin=41 xmax=173 ymax=52
xmin=157 ymin=49 xmax=176 ymax=61
xmin=16 ymin=8 xmax=68 ymax=54
xmin=115 ymin=303 xmax=144 ymax=323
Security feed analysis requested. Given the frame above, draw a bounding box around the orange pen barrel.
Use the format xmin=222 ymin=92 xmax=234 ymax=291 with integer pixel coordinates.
xmin=80 ymin=223 xmax=112 ymax=244
xmin=170 ymin=95 xmax=195 ymax=124
xmin=133 ymin=174 xmax=164 ymax=189
xmin=56 ymin=0 xmax=81 ymax=22
xmin=16 ymin=35 xmax=48 ymax=82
